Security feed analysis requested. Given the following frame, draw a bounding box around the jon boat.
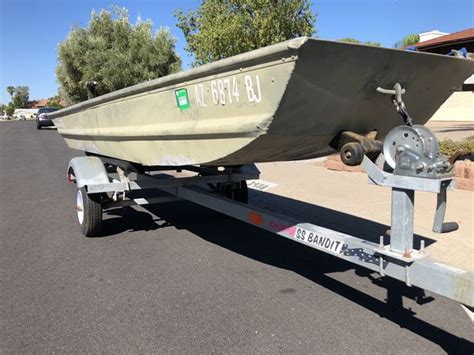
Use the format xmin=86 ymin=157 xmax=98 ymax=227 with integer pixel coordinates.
xmin=51 ymin=37 xmax=473 ymax=167
xmin=53 ymin=38 xmax=474 ymax=312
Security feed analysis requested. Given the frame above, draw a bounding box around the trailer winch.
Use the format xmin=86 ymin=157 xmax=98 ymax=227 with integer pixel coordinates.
xmin=383 ymin=124 xmax=451 ymax=178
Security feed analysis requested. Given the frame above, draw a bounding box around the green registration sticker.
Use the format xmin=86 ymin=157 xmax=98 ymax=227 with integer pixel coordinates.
xmin=175 ymin=88 xmax=190 ymax=110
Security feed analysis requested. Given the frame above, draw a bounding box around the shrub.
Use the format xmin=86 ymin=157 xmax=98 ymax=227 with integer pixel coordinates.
xmin=438 ymin=136 xmax=474 ymax=158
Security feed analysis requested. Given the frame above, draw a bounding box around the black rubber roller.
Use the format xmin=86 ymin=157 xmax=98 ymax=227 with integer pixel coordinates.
xmin=340 ymin=142 xmax=365 ymax=166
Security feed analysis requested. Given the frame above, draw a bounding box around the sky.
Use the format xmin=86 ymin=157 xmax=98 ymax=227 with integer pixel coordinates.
xmin=0 ymin=0 xmax=473 ymax=104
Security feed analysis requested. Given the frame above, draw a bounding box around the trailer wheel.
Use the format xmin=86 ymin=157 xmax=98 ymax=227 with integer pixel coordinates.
xmin=76 ymin=187 xmax=102 ymax=237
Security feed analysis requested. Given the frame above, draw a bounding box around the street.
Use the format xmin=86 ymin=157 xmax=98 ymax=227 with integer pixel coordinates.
xmin=1 ymin=121 xmax=473 ymax=353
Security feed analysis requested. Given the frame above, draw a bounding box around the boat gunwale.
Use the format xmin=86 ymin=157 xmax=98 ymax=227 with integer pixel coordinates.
xmin=50 ymin=36 xmax=472 ymax=119
xmin=50 ymin=37 xmax=308 ymax=119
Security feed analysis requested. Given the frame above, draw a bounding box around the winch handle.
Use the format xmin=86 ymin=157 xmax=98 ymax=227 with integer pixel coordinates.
xmin=433 ymin=185 xmax=459 ymax=234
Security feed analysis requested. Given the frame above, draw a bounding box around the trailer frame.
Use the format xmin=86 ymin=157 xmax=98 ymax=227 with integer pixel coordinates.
xmin=67 ymin=154 xmax=474 ymax=313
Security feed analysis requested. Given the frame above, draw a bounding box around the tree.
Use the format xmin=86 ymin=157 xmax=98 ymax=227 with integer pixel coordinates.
xmin=6 ymin=86 xmax=29 ymax=108
xmin=338 ymin=38 xmax=381 ymax=46
xmin=6 ymin=86 xmax=15 ymax=97
xmin=47 ymin=95 xmax=64 ymax=108
xmin=394 ymin=34 xmax=420 ymax=49
xmin=5 ymin=103 xmax=15 ymax=117
xmin=364 ymin=41 xmax=381 ymax=47
xmin=56 ymin=7 xmax=182 ymax=104
xmin=338 ymin=37 xmax=361 ymax=44
xmin=12 ymin=86 xmax=29 ymax=108
xmin=175 ymin=0 xmax=316 ymax=66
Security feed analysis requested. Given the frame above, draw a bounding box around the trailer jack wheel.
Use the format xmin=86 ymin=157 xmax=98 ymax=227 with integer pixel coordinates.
xmin=76 ymin=187 xmax=102 ymax=237
xmin=340 ymin=142 xmax=365 ymax=166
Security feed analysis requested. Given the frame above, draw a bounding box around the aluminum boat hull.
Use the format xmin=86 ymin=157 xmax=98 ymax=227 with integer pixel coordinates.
xmin=52 ymin=37 xmax=473 ymax=166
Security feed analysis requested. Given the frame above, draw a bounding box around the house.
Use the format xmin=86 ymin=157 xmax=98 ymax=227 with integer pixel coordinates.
xmin=414 ymin=28 xmax=474 ymax=122
xmin=9 ymin=97 xmax=64 ymax=119
xmin=418 ymin=30 xmax=450 ymax=44
xmin=14 ymin=108 xmax=38 ymax=119
xmin=29 ymin=99 xmax=49 ymax=109
xmin=414 ymin=28 xmax=474 ymax=55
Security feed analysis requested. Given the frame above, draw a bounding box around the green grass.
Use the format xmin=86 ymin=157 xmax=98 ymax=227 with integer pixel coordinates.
xmin=438 ymin=136 xmax=474 ymax=158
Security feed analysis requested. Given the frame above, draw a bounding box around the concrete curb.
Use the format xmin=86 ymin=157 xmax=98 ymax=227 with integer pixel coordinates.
xmin=323 ymin=155 xmax=474 ymax=191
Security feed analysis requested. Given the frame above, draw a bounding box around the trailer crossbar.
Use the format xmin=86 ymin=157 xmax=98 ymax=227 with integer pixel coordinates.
xmin=87 ymin=167 xmax=260 ymax=194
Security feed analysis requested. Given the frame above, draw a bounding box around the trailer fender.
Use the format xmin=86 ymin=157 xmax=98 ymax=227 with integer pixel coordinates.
xmin=67 ymin=156 xmax=109 ymax=189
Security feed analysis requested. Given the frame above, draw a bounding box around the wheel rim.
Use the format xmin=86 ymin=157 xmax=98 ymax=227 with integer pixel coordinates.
xmin=76 ymin=190 xmax=84 ymax=224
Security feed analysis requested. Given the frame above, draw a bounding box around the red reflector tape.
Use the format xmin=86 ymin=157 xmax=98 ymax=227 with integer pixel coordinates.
xmin=248 ymin=212 xmax=263 ymax=225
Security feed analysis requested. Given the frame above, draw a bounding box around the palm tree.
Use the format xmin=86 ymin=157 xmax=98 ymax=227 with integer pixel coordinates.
xmin=394 ymin=34 xmax=420 ymax=48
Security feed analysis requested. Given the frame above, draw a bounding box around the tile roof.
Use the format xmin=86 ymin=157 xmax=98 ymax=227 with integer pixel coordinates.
xmin=29 ymin=99 xmax=49 ymax=108
xmin=414 ymin=28 xmax=474 ymax=49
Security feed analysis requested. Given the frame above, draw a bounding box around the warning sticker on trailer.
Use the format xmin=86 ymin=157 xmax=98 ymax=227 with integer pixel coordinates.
xmin=294 ymin=226 xmax=345 ymax=255
xmin=247 ymin=179 xmax=277 ymax=191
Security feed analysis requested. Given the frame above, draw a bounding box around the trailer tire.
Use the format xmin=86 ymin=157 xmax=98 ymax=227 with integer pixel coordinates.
xmin=76 ymin=187 xmax=102 ymax=237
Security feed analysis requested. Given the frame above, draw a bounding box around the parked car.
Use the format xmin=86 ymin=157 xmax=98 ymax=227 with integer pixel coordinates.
xmin=36 ymin=107 xmax=59 ymax=129
xmin=18 ymin=115 xmax=26 ymax=121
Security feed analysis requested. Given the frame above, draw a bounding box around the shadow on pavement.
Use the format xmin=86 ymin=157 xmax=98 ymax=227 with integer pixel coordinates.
xmin=435 ymin=126 xmax=474 ymax=134
xmin=100 ymin=206 xmax=172 ymax=236
xmin=99 ymin=192 xmax=471 ymax=353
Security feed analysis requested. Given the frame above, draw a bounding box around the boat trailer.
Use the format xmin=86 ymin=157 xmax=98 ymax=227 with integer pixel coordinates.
xmin=66 ymin=124 xmax=473 ymax=320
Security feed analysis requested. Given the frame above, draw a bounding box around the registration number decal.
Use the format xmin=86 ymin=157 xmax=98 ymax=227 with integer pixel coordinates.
xmin=294 ymin=226 xmax=345 ymax=255
xmin=194 ymin=75 xmax=262 ymax=108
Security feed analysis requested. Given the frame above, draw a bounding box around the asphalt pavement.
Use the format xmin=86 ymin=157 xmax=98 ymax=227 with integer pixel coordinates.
xmin=1 ymin=121 xmax=473 ymax=353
